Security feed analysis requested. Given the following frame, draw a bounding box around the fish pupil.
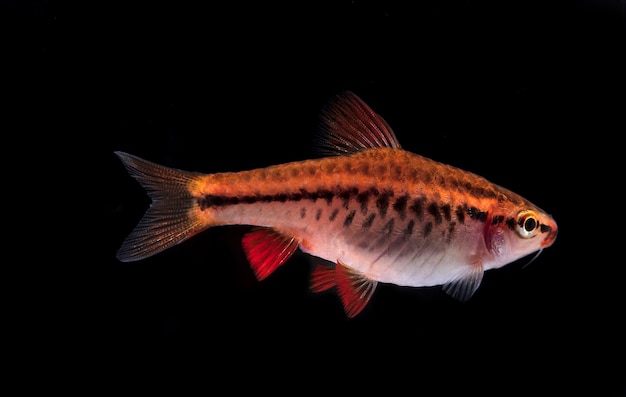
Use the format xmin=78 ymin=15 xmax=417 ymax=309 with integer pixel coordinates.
xmin=524 ymin=217 xmax=537 ymax=231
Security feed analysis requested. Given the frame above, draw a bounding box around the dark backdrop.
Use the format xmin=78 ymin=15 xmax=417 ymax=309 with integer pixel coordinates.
xmin=9 ymin=1 xmax=625 ymax=395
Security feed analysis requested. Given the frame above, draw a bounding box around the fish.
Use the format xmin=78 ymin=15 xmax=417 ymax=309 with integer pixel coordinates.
xmin=115 ymin=91 xmax=558 ymax=318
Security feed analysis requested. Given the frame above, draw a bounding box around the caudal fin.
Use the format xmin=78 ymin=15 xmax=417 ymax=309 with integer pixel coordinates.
xmin=115 ymin=151 xmax=210 ymax=262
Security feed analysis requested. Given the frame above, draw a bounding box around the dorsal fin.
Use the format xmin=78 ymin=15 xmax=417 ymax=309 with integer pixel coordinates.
xmin=335 ymin=260 xmax=378 ymax=318
xmin=241 ymin=227 xmax=300 ymax=280
xmin=313 ymin=91 xmax=401 ymax=157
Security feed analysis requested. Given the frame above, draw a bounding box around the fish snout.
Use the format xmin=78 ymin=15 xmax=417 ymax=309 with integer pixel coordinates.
xmin=540 ymin=219 xmax=558 ymax=248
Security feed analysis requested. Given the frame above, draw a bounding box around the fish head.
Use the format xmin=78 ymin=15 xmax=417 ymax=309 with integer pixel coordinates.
xmin=485 ymin=204 xmax=558 ymax=268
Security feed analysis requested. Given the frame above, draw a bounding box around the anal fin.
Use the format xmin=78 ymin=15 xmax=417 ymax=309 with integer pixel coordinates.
xmin=241 ymin=227 xmax=300 ymax=280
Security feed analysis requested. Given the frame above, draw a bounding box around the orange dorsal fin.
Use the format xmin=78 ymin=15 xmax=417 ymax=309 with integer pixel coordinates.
xmin=335 ymin=260 xmax=378 ymax=318
xmin=309 ymin=264 xmax=337 ymax=292
xmin=241 ymin=227 xmax=300 ymax=280
xmin=313 ymin=91 xmax=401 ymax=157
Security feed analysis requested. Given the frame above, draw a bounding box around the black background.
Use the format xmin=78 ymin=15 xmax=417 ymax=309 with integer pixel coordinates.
xmin=9 ymin=0 xmax=625 ymax=394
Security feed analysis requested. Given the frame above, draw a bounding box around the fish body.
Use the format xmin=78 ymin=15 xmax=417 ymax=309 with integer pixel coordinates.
xmin=116 ymin=91 xmax=557 ymax=317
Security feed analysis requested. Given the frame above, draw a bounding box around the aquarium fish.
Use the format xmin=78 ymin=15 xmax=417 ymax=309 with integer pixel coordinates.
xmin=115 ymin=91 xmax=558 ymax=317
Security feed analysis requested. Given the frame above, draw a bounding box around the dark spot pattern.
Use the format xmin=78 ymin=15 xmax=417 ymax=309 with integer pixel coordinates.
xmin=362 ymin=213 xmax=376 ymax=229
xmin=376 ymin=191 xmax=392 ymax=218
xmin=199 ymin=186 xmax=498 ymax=243
xmin=491 ymin=215 xmax=504 ymax=225
xmin=357 ymin=187 xmax=380 ymax=215
xmin=404 ymin=220 xmax=415 ymax=237
xmin=506 ymin=217 xmax=516 ymax=230
xmin=339 ymin=187 xmax=357 ymax=210
xmin=540 ymin=224 xmax=552 ymax=233
xmin=343 ymin=210 xmax=356 ymax=227
xmin=320 ymin=189 xmax=334 ymax=206
xmin=382 ymin=218 xmax=395 ymax=235
xmin=467 ymin=206 xmax=487 ymax=222
xmin=409 ymin=198 xmax=425 ymax=221
xmin=393 ymin=194 xmax=409 ymax=220
xmin=441 ymin=204 xmax=451 ymax=222
xmin=357 ymin=191 xmax=370 ymax=215
xmin=423 ymin=222 xmax=433 ymax=237
xmin=447 ymin=221 xmax=456 ymax=243
xmin=428 ymin=202 xmax=442 ymax=225
xmin=455 ymin=205 xmax=465 ymax=224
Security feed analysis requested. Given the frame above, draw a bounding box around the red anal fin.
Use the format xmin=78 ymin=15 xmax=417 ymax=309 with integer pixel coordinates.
xmin=336 ymin=260 xmax=377 ymax=318
xmin=241 ymin=227 xmax=299 ymax=281
xmin=309 ymin=264 xmax=336 ymax=292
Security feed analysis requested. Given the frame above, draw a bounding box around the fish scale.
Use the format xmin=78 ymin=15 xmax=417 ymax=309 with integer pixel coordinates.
xmin=115 ymin=91 xmax=557 ymax=317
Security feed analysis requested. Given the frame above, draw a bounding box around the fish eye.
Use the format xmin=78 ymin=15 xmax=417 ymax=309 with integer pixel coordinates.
xmin=516 ymin=210 xmax=539 ymax=238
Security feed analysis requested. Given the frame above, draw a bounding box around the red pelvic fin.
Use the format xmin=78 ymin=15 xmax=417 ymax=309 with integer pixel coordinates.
xmin=309 ymin=264 xmax=337 ymax=292
xmin=335 ymin=260 xmax=377 ymax=318
xmin=241 ymin=227 xmax=299 ymax=281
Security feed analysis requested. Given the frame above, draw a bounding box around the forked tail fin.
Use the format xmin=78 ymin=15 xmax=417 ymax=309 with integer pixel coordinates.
xmin=115 ymin=151 xmax=210 ymax=262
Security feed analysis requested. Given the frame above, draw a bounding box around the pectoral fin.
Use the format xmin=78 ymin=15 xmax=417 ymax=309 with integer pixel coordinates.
xmin=241 ymin=227 xmax=300 ymax=280
xmin=442 ymin=257 xmax=484 ymax=302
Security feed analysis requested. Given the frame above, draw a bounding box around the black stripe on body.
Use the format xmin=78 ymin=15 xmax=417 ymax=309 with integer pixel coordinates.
xmin=393 ymin=194 xmax=409 ymax=220
xmin=320 ymin=189 xmax=334 ymax=206
xmin=200 ymin=187 xmax=493 ymax=229
xmin=467 ymin=206 xmax=488 ymax=222
xmin=376 ymin=191 xmax=393 ymax=218
xmin=357 ymin=192 xmax=369 ymax=215
xmin=409 ymin=198 xmax=425 ymax=221
xmin=428 ymin=202 xmax=442 ymax=225
xmin=339 ymin=187 xmax=358 ymax=210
